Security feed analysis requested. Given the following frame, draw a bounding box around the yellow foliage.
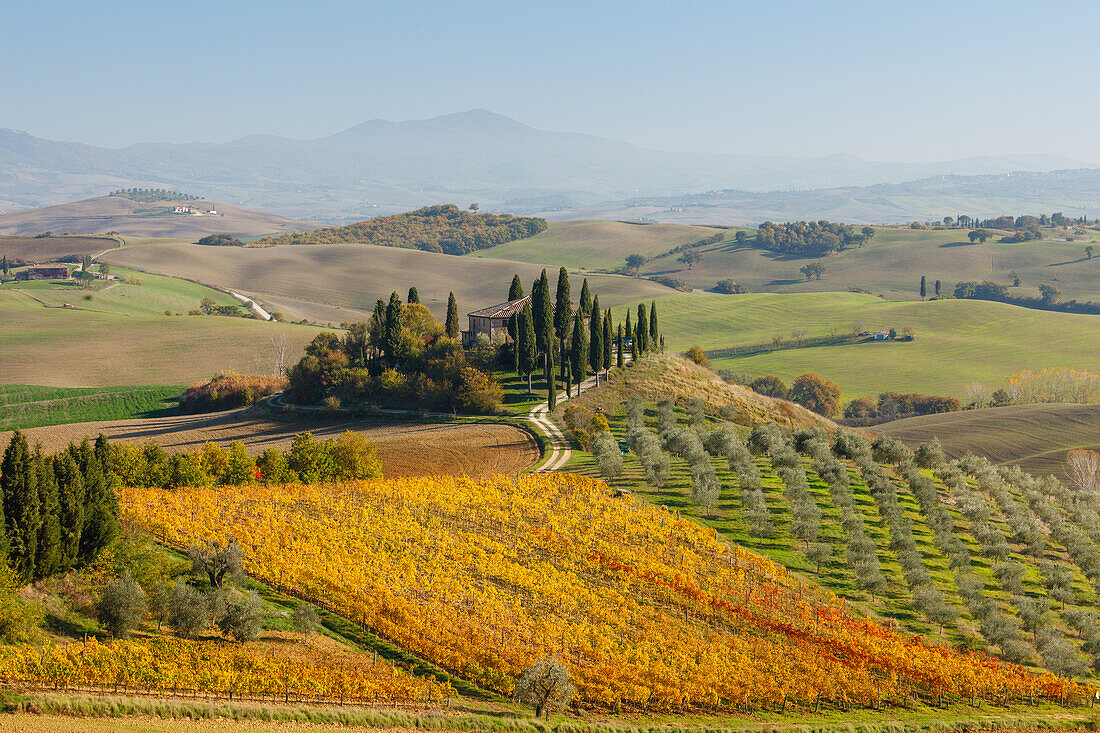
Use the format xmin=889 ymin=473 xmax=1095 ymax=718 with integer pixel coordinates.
xmin=121 ymin=474 xmax=1079 ymax=712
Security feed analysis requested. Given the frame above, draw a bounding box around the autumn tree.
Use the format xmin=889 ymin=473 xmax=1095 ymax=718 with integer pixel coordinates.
xmin=789 ymin=373 xmax=841 ymax=417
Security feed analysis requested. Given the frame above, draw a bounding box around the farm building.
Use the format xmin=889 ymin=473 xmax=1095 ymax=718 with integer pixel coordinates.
xmin=463 ymin=295 xmax=580 ymax=347
xmin=15 ymin=265 xmax=69 ymax=281
xmin=874 ymin=331 xmax=891 ymax=341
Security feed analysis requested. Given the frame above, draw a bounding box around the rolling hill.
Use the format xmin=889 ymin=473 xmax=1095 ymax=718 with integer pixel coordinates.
xmin=0 ymin=195 xmax=318 ymax=239
xmin=639 ymin=291 xmax=1100 ymax=399
xmin=875 ymin=403 xmax=1100 ymax=479
xmin=481 ymin=222 xmax=1100 ymax=303
xmin=101 ymin=241 xmax=675 ymax=324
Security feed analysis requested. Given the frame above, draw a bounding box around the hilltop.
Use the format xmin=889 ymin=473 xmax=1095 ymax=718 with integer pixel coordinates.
xmin=0 ymin=194 xmax=318 ymax=239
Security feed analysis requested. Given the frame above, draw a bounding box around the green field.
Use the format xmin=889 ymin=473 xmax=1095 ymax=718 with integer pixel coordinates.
xmin=478 ymin=222 xmax=1100 ymax=303
xmin=876 ymin=403 xmax=1100 ymax=479
xmin=637 ymin=291 xmax=1100 ymax=399
xmin=474 ymin=220 xmax=729 ymax=270
xmin=0 ymin=266 xmax=329 ymax=387
xmin=0 ymin=384 xmax=182 ymax=431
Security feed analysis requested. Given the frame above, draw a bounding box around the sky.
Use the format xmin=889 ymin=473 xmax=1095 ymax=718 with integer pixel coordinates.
xmin=3 ymin=0 xmax=1099 ymax=162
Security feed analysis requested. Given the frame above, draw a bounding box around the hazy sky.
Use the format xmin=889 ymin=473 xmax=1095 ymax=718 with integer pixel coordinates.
xmin=4 ymin=0 xmax=1098 ymax=162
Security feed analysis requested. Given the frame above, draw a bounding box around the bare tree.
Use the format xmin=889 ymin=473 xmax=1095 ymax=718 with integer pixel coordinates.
xmin=1066 ymin=450 xmax=1100 ymax=493
xmin=270 ymin=332 xmax=291 ymax=377
xmin=964 ymin=381 xmax=990 ymax=408
xmin=513 ymin=659 xmax=575 ymax=719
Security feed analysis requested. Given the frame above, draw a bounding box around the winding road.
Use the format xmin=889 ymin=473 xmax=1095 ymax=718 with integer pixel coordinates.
xmin=527 ymin=366 xmax=618 ymax=472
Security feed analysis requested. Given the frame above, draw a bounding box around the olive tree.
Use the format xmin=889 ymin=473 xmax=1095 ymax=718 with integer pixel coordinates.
xmin=97 ymin=574 xmax=146 ymax=637
xmin=513 ymin=659 xmax=575 ymax=719
xmin=189 ymin=539 xmax=244 ymax=588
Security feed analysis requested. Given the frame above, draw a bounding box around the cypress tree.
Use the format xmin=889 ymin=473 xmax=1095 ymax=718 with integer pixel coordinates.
xmin=533 ymin=270 xmax=552 ymax=357
xmin=935 ymin=279 xmax=942 ymax=297
xmin=77 ymin=438 xmax=118 ymax=562
xmin=407 ymin=287 xmax=419 ymax=304
xmin=518 ymin=303 xmax=537 ymax=393
xmin=546 ymin=351 xmax=557 ymax=411
xmin=508 ymin=274 xmax=524 ymax=301
xmin=1 ymin=255 xmax=7 ymax=276
xmin=1 ymin=431 xmax=39 ymax=582
xmin=588 ymin=297 xmax=603 ymax=382
xmin=603 ymin=310 xmax=612 ymax=371
xmin=636 ymin=304 xmax=649 ymax=352
xmin=570 ymin=312 xmax=588 ymax=388
xmin=383 ymin=291 xmax=403 ymax=366
xmin=54 ymin=450 xmax=85 ymax=572
xmin=625 ymin=311 xmax=632 ymax=351
xmin=920 ymin=276 xmax=927 ymax=300
xmin=616 ymin=323 xmax=624 ymax=368
xmin=554 ymin=268 xmax=571 ymax=339
xmin=445 ymin=292 xmax=460 ymax=339
xmin=579 ymin=279 xmax=592 ymax=316
xmin=34 ymin=448 xmax=60 ymax=579
xmin=649 ymin=301 xmax=659 ymax=345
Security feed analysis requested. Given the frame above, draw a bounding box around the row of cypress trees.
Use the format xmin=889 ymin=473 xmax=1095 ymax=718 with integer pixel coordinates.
xmin=0 ymin=431 xmax=119 ymax=583
xmin=506 ymin=268 xmax=663 ymax=407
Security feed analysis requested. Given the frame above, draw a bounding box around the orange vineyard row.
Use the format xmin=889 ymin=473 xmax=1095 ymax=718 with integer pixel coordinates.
xmin=121 ymin=474 xmax=1085 ymax=712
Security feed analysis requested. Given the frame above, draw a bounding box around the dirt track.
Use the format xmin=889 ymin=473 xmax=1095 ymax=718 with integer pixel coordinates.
xmin=1 ymin=409 xmax=539 ymax=478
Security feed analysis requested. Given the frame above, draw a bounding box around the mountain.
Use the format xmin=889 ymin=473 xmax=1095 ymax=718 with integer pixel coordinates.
xmin=0 ymin=195 xmax=319 ymax=238
xmin=0 ymin=110 xmax=1090 ymax=222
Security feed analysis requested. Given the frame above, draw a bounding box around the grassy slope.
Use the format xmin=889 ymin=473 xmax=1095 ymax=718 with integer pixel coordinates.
xmin=102 ymin=241 xmax=674 ymax=324
xmin=637 ymin=291 xmax=1100 ymax=399
xmin=477 ymin=223 xmax=1100 ymax=303
xmin=0 ymin=384 xmax=182 ymax=430
xmin=474 ymin=220 xmax=728 ymax=270
xmin=0 ymin=266 xmax=329 ymax=387
xmin=875 ymin=403 xmax=1100 ymax=479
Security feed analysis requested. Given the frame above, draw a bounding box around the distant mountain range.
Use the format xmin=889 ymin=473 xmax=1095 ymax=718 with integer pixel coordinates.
xmin=1 ymin=109 xmax=1097 ymax=223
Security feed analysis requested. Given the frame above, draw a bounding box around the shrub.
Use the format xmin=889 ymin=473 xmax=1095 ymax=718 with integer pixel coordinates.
xmin=288 ymin=433 xmax=335 ymax=483
xmin=714 ymin=279 xmax=748 ymax=294
xmin=167 ymin=580 xmax=209 ymax=637
xmin=330 ymin=431 xmax=383 ymax=480
xmin=179 ymin=373 xmax=286 ymax=414
xmin=685 ymin=345 xmax=710 ymax=368
xmin=750 ymin=375 xmax=789 ymax=400
xmin=456 ymin=367 xmax=503 ymax=413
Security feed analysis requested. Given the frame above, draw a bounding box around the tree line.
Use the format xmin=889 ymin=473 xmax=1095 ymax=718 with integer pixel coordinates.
xmin=755 ymin=221 xmax=876 ymax=258
xmin=257 ymin=204 xmax=548 ymax=254
xmin=110 ymin=188 xmax=199 ymax=202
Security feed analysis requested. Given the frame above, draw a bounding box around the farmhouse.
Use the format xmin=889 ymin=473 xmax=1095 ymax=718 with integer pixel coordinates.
xmin=874 ymin=331 xmax=891 ymax=341
xmin=15 ymin=265 xmax=69 ymax=281
xmin=463 ymin=295 xmax=580 ymax=347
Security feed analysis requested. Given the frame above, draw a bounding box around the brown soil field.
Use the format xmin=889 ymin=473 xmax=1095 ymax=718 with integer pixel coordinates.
xmin=0 ymin=235 xmax=118 ymax=261
xmin=0 ymin=196 xmax=318 ymax=239
xmin=101 ymin=241 xmax=675 ymax=324
xmin=875 ymin=403 xmax=1100 ymax=480
xmin=1 ymin=409 xmax=539 ymax=478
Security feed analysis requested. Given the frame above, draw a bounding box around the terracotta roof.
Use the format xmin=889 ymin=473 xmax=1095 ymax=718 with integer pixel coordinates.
xmin=467 ymin=295 xmax=579 ymax=320
xmin=467 ymin=295 xmax=532 ymax=319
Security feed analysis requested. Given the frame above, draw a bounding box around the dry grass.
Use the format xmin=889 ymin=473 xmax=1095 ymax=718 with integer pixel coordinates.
xmin=0 ymin=410 xmax=539 ymax=478
xmin=101 ymin=242 xmax=675 ymax=324
xmin=0 ymin=235 xmax=118 ymax=261
xmin=558 ymin=353 xmax=836 ymax=430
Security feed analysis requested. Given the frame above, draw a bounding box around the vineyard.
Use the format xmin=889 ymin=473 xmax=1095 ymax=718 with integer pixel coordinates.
xmin=121 ymin=473 xmax=1080 ymax=714
xmin=0 ymin=636 xmax=448 ymax=705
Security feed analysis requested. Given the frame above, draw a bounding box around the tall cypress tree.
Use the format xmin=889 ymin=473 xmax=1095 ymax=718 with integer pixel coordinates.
xmin=508 ymin=274 xmax=524 ymax=301
xmin=649 ymin=301 xmax=659 ymax=345
xmin=546 ymin=351 xmax=557 ymax=411
xmin=533 ymin=269 xmax=552 ymax=357
xmin=445 ymin=292 xmax=460 ymax=339
xmin=920 ymin=275 xmax=927 ymax=300
xmin=570 ymin=312 xmax=588 ymax=388
xmin=579 ymin=279 xmax=592 ymax=316
xmin=54 ymin=450 xmax=85 ymax=572
xmin=588 ymin=296 xmax=603 ymax=381
xmin=616 ymin=323 xmax=624 ymax=368
xmin=34 ymin=448 xmax=60 ymax=579
xmin=625 ymin=311 xmax=632 ymax=351
xmin=602 ymin=310 xmax=612 ymax=372
xmin=554 ymin=268 xmax=571 ymax=339
xmin=383 ymin=291 xmax=404 ymax=366
xmin=1 ymin=431 xmax=39 ymax=582
xmin=518 ymin=303 xmax=537 ymax=393
xmin=407 ymin=287 xmax=420 ymax=304
xmin=636 ymin=304 xmax=649 ymax=352
xmin=1 ymin=255 xmax=7 ymax=276
xmin=76 ymin=438 xmax=117 ymax=562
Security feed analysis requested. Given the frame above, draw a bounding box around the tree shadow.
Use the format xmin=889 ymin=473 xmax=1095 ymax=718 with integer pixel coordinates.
xmin=1047 ymin=257 xmax=1091 ymax=266
xmin=765 ymin=278 xmax=804 ymax=287
xmin=938 ymin=241 xmax=978 ymax=248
